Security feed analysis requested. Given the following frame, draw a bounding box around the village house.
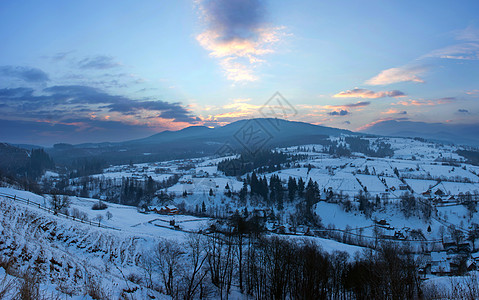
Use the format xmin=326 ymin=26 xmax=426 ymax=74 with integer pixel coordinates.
xmin=430 ymin=252 xmax=451 ymax=275
xmin=151 ymin=205 xmax=179 ymax=215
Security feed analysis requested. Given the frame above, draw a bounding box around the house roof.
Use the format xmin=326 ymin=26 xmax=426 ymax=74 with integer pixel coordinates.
xmin=431 ymin=252 xmax=447 ymax=262
xmin=431 ymin=261 xmax=450 ymax=273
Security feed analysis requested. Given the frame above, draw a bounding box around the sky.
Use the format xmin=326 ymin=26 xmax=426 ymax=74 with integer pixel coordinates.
xmin=0 ymin=0 xmax=478 ymax=146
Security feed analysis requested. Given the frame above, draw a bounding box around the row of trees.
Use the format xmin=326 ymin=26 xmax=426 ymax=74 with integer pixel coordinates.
xmin=236 ymin=173 xmax=320 ymax=222
xmin=325 ymin=137 xmax=394 ymax=158
xmin=217 ymin=150 xmax=305 ymax=176
xmin=0 ymin=147 xmax=54 ymax=180
xmin=53 ymin=174 xmax=180 ymax=207
xmin=153 ymin=231 xmax=421 ymax=299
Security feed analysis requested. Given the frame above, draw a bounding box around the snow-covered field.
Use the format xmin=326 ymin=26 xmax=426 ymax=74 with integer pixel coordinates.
xmin=2 ymin=135 xmax=479 ymax=297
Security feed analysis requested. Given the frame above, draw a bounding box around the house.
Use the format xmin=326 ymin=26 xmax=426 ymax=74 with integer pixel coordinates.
xmin=471 ymin=252 xmax=479 ymax=262
xmin=394 ymin=231 xmax=406 ymax=240
xmin=195 ymin=170 xmax=208 ymax=178
xmin=467 ymin=259 xmax=477 ymax=271
xmin=152 ymin=205 xmax=179 ymax=215
xmin=430 ymin=252 xmax=451 ymax=275
xmin=409 ymin=229 xmax=426 ymax=241
xmin=457 ymin=242 xmax=471 ymax=254
xmin=377 ymin=219 xmax=388 ymax=226
xmin=272 ymin=225 xmax=287 ymax=234
xmin=443 ymin=240 xmax=457 ymax=253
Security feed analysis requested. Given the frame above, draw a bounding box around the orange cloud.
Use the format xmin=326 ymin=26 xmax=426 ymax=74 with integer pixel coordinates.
xmin=195 ymin=0 xmax=285 ymax=82
xmin=382 ymin=109 xmax=400 ymax=114
xmin=197 ymin=28 xmax=283 ymax=82
xmin=394 ymin=97 xmax=455 ymax=106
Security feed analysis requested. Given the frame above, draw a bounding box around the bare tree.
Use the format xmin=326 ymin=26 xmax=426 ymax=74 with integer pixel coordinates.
xmin=49 ymin=193 xmax=70 ymax=214
xmin=139 ymin=251 xmax=156 ymax=290
xmin=183 ymin=234 xmax=209 ymax=300
xmin=94 ymin=214 xmax=103 ymax=224
xmin=156 ymin=240 xmax=183 ymax=297
xmin=206 ymin=232 xmax=234 ymax=299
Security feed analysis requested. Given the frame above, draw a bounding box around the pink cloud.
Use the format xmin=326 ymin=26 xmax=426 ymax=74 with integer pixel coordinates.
xmin=366 ymin=65 xmax=427 ymax=85
xmin=394 ymin=97 xmax=455 ymax=106
xmin=195 ymin=0 xmax=285 ymax=82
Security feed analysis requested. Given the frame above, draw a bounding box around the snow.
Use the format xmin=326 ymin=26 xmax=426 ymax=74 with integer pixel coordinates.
xmin=356 ymin=174 xmax=387 ymax=194
xmin=2 ymin=135 xmax=479 ymax=296
xmin=405 ymin=178 xmax=438 ymax=194
xmin=315 ymin=202 xmax=372 ymax=229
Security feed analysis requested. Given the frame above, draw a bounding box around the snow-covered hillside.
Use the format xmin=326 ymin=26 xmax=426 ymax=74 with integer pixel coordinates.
xmin=2 ymin=135 xmax=479 ymax=298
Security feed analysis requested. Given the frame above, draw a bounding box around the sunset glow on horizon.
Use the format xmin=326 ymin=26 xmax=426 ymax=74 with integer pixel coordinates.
xmin=1 ymin=0 xmax=478 ymax=145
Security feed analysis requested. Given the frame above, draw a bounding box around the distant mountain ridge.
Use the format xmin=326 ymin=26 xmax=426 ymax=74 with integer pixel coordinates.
xmin=5 ymin=118 xmax=479 ymax=166
xmin=132 ymin=118 xmax=353 ymax=146
xmin=46 ymin=118 xmax=358 ymax=165
xmin=361 ymin=120 xmax=479 ymax=147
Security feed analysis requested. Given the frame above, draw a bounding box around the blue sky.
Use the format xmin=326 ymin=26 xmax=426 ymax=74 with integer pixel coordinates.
xmin=0 ymin=0 xmax=478 ymax=145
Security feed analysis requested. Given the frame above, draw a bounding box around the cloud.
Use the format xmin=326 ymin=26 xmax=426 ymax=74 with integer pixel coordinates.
xmin=196 ymin=0 xmax=284 ymax=81
xmin=456 ymin=25 xmax=479 ymax=42
xmin=424 ymin=43 xmax=479 ymax=60
xmin=328 ymin=110 xmax=349 ymax=116
xmin=365 ymin=26 xmax=479 ymax=88
xmin=395 ymin=97 xmax=455 ymax=106
xmin=0 ymin=85 xmax=199 ymax=124
xmin=466 ymin=90 xmax=479 ymax=95
xmin=382 ymin=109 xmax=408 ymax=115
xmin=78 ymin=56 xmax=121 ymax=69
xmin=0 ymin=118 xmax=160 ymax=145
xmin=366 ymin=65 xmax=426 ymax=85
xmin=458 ymin=109 xmax=469 ymax=113
xmin=319 ymin=101 xmax=370 ymax=113
xmin=356 ymin=117 xmax=410 ymax=131
xmin=0 ymin=66 xmax=50 ymax=83
xmin=105 ymin=100 xmax=198 ymax=123
xmin=51 ymin=51 xmax=74 ymax=61
xmin=340 ymin=101 xmax=370 ymax=108
xmin=423 ymin=26 xmax=479 ymax=60
xmin=334 ymin=88 xmax=405 ymax=98
xmin=0 ymin=87 xmax=34 ymax=98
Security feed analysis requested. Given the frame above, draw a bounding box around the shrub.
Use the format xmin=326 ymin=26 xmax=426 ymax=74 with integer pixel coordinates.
xmin=70 ymin=208 xmax=89 ymax=221
xmin=92 ymin=200 xmax=108 ymax=210
xmin=17 ymin=272 xmax=40 ymax=300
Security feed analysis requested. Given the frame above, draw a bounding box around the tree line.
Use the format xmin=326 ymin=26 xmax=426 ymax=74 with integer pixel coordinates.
xmin=151 ymin=224 xmax=422 ymax=300
xmin=217 ymin=150 xmax=306 ymax=176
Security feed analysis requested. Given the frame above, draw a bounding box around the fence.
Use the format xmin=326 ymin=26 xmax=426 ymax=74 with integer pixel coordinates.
xmin=0 ymin=191 xmax=121 ymax=231
xmin=312 ymin=226 xmax=446 ymax=253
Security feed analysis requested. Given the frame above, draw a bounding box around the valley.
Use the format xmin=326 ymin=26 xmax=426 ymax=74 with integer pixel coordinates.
xmin=1 ymin=129 xmax=479 ymax=298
